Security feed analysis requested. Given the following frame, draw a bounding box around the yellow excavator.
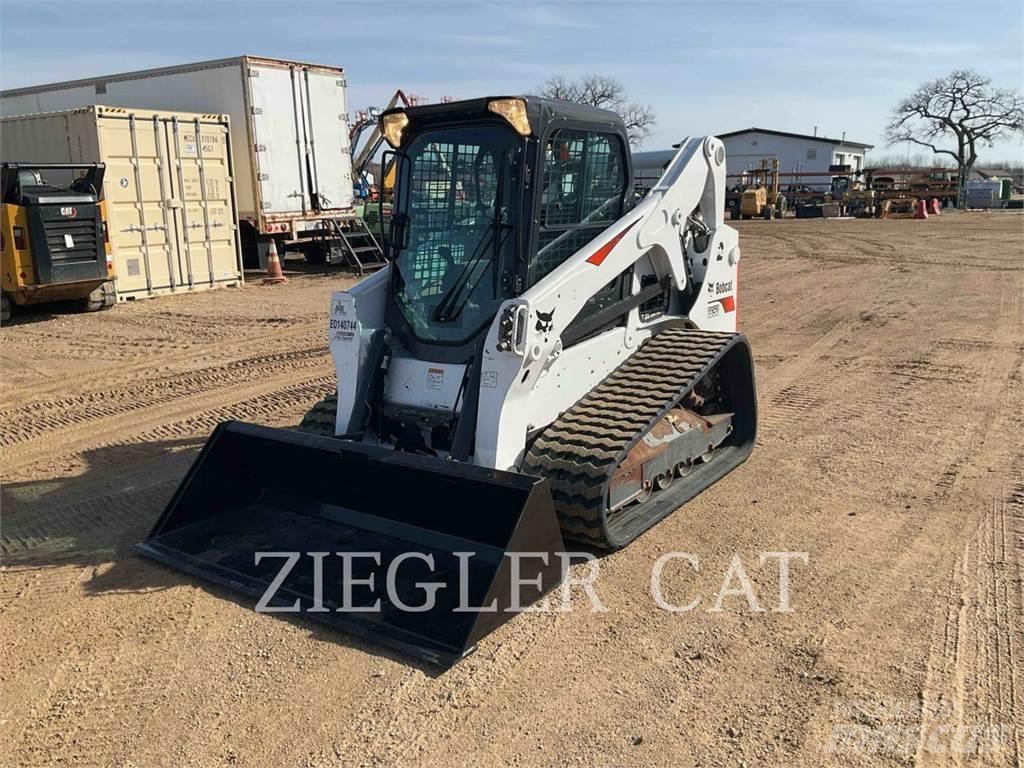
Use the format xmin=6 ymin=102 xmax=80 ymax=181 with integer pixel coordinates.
xmin=1 ymin=162 xmax=115 ymax=322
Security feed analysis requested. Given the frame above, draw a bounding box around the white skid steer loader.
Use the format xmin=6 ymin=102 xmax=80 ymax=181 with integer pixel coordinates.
xmin=140 ymin=97 xmax=757 ymax=665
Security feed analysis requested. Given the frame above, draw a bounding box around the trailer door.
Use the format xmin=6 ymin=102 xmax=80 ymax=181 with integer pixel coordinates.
xmin=249 ymin=64 xmax=307 ymax=215
xmin=301 ymin=69 xmax=354 ymax=212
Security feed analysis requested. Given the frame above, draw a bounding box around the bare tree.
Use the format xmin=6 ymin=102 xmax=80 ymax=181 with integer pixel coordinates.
xmin=538 ymin=74 xmax=656 ymax=146
xmin=886 ymin=70 xmax=1024 ymax=206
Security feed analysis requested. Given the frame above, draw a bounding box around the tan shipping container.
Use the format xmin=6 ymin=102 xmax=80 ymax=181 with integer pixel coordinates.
xmin=0 ymin=105 xmax=242 ymax=300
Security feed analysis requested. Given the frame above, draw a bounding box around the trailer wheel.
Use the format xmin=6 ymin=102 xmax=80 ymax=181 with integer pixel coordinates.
xmin=81 ymin=281 xmax=116 ymax=312
xmin=1 ymin=293 xmax=11 ymax=324
xmin=304 ymin=242 xmax=328 ymax=265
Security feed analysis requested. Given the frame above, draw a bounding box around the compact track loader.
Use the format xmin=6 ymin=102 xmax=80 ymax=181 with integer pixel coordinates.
xmin=1 ymin=163 xmax=115 ymax=322
xmin=141 ymin=97 xmax=757 ymax=664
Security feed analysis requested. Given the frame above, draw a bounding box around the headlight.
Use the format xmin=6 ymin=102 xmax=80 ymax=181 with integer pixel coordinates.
xmin=487 ymin=98 xmax=531 ymax=137
xmin=381 ymin=111 xmax=409 ymax=148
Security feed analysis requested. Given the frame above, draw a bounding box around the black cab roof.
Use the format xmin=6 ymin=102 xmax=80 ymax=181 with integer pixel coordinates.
xmin=385 ymin=95 xmax=627 ymax=145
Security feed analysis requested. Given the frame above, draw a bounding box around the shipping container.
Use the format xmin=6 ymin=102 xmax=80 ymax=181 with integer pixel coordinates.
xmin=1 ymin=56 xmax=355 ymax=264
xmin=0 ymin=105 xmax=242 ymax=300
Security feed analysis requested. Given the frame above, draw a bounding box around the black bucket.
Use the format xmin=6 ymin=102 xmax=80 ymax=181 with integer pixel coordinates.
xmin=138 ymin=421 xmax=566 ymax=666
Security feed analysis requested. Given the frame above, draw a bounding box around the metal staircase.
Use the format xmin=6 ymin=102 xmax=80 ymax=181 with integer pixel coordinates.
xmin=314 ymin=218 xmax=386 ymax=275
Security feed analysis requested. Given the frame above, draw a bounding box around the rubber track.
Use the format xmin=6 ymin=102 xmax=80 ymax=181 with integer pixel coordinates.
xmin=523 ymin=327 xmax=740 ymax=548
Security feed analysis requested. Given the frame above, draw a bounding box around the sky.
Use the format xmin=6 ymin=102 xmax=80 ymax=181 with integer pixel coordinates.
xmin=1 ymin=0 xmax=1022 ymax=160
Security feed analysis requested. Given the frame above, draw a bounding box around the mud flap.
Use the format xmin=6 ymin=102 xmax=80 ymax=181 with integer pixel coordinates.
xmin=138 ymin=422 xmax=566 ymax=666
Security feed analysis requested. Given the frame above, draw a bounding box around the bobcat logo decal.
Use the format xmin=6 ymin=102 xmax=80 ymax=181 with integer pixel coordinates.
xmin=535 ymin=309 xmax=554 ymax=333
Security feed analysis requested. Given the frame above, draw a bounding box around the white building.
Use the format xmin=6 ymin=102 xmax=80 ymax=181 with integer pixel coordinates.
xmin=717 ymin=127 xmax=873 ymax=177
xmin=633 ymin=128 xmax=873 ymax=193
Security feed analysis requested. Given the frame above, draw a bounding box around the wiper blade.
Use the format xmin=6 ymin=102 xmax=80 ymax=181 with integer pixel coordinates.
xmin=431 ymin=226 xmax=497 ymax=323
xmin=439 ymin=225 xmax=513 ymax=323
xmin=433 ymin=153 xmax=511 ymax=323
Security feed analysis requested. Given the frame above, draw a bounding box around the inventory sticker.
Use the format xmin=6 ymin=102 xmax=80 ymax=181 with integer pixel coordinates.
xmin=481 ymin=370 xmax=498 ymax=388
xmin=329 ymin=317 xmax=357 ymax=342
xmin=427 ymin=368 xmax=444 ymax=391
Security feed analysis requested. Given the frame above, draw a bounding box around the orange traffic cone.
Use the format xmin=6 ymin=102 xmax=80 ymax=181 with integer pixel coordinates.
xmin=263 ymin=239 xmax=288 ymax=285
xmin=913 ymin=199 xmax=929 ymax=219
xmin=928 ymin=198 xmax=941 ymax=215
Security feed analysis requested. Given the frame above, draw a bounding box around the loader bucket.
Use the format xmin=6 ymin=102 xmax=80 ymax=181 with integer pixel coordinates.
xmin=138 ymin=421 xmax=566 ymax=666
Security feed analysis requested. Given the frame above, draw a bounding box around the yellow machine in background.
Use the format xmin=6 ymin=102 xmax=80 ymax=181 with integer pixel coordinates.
xmin=1 ymin=163 xmax=115 ymax=323
xmin=739 ymin=158 xmax=783 ymax=220
xmin=740 ymin=185 xmax=768 ymax=218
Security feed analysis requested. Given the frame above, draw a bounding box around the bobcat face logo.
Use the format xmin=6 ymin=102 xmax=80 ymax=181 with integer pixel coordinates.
xmin=535 ymin=309 xmax=554 ymax=333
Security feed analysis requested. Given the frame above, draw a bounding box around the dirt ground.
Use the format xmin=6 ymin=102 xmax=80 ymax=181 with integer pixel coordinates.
xmin=1 ymin=213 xmax=1022 ymax=767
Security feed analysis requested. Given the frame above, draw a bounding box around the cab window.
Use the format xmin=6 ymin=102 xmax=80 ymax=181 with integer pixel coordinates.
xmin=533 ymin=129 xmax=626 ymax=284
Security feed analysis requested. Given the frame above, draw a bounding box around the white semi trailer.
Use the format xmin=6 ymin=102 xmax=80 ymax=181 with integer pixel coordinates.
xmin=1 ymin=56 xmax=356 ymax=266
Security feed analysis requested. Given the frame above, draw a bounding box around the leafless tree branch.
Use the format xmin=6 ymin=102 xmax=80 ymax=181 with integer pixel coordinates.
xmin=885 ymin=70 xmax=1024 ymax=206
xmin=537 ymin=74 xmax=656 ymax=146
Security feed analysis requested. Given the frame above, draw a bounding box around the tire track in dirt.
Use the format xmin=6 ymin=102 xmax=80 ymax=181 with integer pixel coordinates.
xmin=0 ymin=345 xmax=328 ymax=448
xmin=914 ymin=481 xmax=1023 ymax=767
xmin=1 ymin=368 xmax=334 ymax=480
xmin=0 ymin=303 xmax=329 ymax=407
xmin=1 ymin=477 xmax=179 ymax=562
xmin=764 ymin=356 xmax=858 ymax=429
xmin=913 ymin=278 xmax=1023 ymax=767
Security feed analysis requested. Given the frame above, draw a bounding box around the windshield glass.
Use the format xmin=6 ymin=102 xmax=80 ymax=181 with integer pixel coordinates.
xmin=392 ymin=124 xmax=518 ymax=344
